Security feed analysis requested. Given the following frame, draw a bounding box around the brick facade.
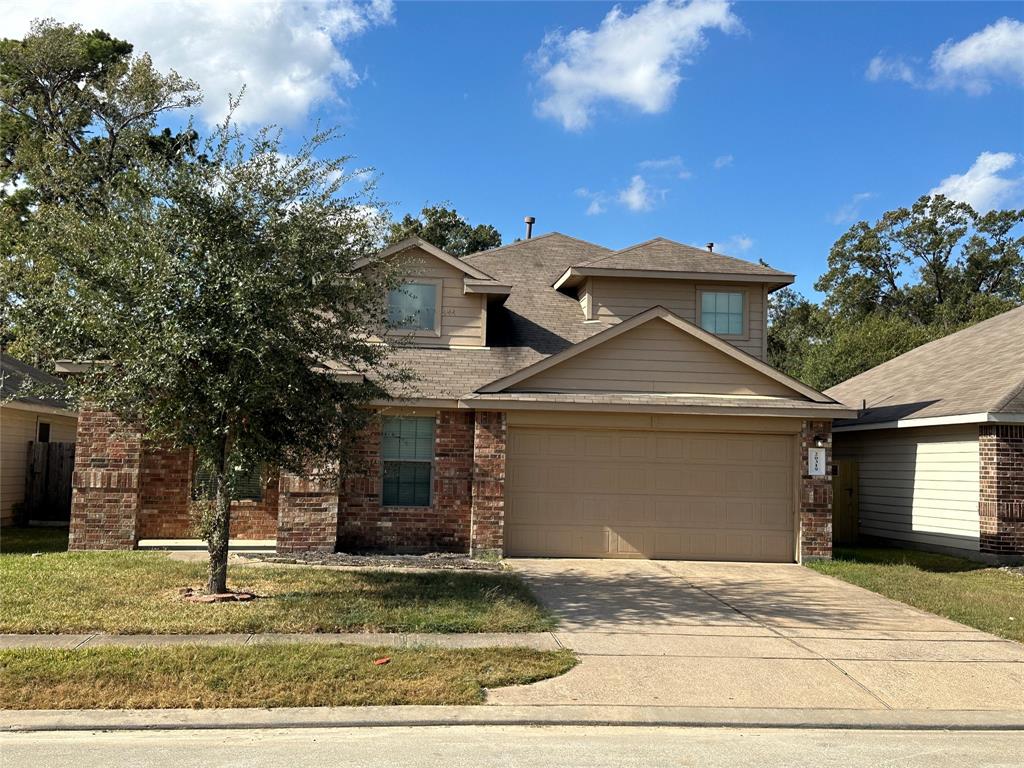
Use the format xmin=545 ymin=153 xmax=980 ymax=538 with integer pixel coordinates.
xmin=71 ymin=408 xmax=279 ymax=548
xmin=799 ymin=419 xmax=833 ymax=560
xmin=71 ymin=405 xmax=838 ymax=561
xmin=276 ymin=470 xmax=339 ymax=553
xmin=979 ymin=425 xmax=1024 ymax=560
xmin=69 ymin=409 xmax=143 ymax=550
xmin=336 ymin=411 xmax=474 ymax=553
xmin=470 ymin=411 xmax=506 ymax=556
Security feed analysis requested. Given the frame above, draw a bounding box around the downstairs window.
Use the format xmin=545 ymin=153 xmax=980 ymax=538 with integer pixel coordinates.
xmin=381 ymin=416 xmax=435 ymax=507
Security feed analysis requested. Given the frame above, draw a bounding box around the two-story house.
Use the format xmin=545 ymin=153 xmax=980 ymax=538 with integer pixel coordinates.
xmin=68 ymin=232 xmax=852 ymax=562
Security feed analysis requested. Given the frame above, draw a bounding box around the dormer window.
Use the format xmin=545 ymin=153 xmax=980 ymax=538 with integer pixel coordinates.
xmin=387 ymin=280 xmax=440 ymax=333
xmin=699 ymin=290 xmax=746 ymax=337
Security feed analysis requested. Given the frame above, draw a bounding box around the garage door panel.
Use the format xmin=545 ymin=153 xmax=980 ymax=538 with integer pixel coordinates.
xmin=505 ymin=426 xmax=796 ymax=562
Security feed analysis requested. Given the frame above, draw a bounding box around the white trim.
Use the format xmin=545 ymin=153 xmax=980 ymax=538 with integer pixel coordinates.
xmin=457 ymin=396 xmax=853 ymax=419
xmin=1 ymin=400 xmax=77 ymax=418
xmin=833 ymin=411 xmax=1024 ymax=432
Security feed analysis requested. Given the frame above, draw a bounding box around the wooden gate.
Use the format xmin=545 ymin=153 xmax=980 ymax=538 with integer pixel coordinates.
xmin=832 ymin=458 xmax=859 ymax=546
xmin=24 ymin=442 xmax=76 ymax=522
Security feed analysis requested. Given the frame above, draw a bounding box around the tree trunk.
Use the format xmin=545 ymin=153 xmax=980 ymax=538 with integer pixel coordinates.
xmin=206 ymin=475 xmax=231 ymax=594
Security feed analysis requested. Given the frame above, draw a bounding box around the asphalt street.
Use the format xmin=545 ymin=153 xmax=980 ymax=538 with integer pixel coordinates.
xmin=2 ymin=726 xmax=1022 ymax=768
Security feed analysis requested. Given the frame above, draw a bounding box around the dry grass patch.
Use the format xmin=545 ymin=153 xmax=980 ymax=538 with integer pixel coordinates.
xmin=0 ymin=644 xmax=577 ymax=709
xmin=0 ymin=551 xmax=554 ymax=634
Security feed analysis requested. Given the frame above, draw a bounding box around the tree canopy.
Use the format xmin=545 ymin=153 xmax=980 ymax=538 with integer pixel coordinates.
xmin=769 ymin=195 xmax=1024 ymax=390
xmin=2 ymin=22 xmax=398 ymax=593
xmin=387 ymin=203 xmax=501 ymax=257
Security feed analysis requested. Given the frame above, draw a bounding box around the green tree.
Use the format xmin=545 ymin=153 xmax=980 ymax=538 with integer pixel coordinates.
xmin=11 ymin=116 xmax=399 ymax=593
xmin=388 ymin=203 xmax=501 ymax=257
xmin=816 ymin=195 xmax=1024 ymax=327
xmin=768 ymin=195 xmax=1024 ymax=389
xmin=1 ymin=19 xmax=201 ymax=357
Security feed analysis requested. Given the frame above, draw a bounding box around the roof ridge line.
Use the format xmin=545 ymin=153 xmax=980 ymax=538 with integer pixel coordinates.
xmin=462 ymin=231 xmax=610 ymax=261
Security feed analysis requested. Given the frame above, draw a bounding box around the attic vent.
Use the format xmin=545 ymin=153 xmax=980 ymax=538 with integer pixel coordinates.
xmin=524 ymin=216 xmax=536 ymax=239
xmin=706 ymin=242 xmax=714 ymax=252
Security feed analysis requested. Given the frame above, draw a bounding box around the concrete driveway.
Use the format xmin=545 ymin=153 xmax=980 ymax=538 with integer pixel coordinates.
xmin=489 ymin=559 xmax=1024 ymax=712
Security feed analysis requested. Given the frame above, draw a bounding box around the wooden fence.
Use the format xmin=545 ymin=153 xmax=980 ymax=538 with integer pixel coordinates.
xmin=24 ymin=441 xmax=75 ymax=523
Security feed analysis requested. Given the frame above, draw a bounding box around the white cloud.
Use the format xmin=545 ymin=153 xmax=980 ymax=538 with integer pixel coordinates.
xmin=618 ymin=175 xmax=657 ymax=212
xmin=721 ymin=234 xmax=753 ymax=253
xmin=712 ymin=154 xmax=733 ymax=169
xmin=932 ymin=17 xmax=1024 ymax=95
xmin=532 ymin=0 xmax=741 ymax=131
xmin=865 ymin=17 xmax=1024 ymax=94
xmin=930 ymin=151 xmax=1023 ymax=212
xmin=575 ymin=187 xmax=608 ymax=216
xmin=639 ymin=155 xmax=693 ymax=179
xmin=1 ymin=0 xmax=394 ymax=126
xmin=829 ymin=192 xmax=875 ymax=225
xmin=865 ymin=55 xmax=917 ymax=85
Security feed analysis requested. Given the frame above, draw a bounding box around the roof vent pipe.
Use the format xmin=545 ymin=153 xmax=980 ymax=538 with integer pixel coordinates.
xmin=524 ymin=216 xmax=536 ymax=239
xmin=706 ymin=242 xmax=714 ymax=252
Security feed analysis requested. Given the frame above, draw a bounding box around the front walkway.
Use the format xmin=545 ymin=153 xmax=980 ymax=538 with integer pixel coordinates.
xmin=489 ymin=559 xmax=1024 ymax=711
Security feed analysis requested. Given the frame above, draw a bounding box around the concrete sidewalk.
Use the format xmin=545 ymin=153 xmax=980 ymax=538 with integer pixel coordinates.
xmin=0 ymin=632 xmax=560 ymax=651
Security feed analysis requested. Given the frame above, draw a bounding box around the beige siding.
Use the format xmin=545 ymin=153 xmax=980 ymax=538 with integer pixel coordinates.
xmin=510 ymin=318 xmax=799 ymax=397
xmin=389 ymin=247 xmax=486 ymax=347
xmin=589 ymin=277 xmax=766 ymax=360
xmin=0 ymin=405 xmax=78 ymax=525
xmin=505 ymin=423 xmax=796 ymax=561
xmin=836 ymin=425 xmax=980 ymax=554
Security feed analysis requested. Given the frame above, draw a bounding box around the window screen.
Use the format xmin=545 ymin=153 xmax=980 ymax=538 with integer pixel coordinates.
xmin=387 ymin=282 xmax=438 ymax=331
xmin=381 ymin=416 xmax=434 ymax=507
xmin=700 ymin=291 xmax=745 ymax=335
xmin=193 ymin=464 xmax=264 ymax=501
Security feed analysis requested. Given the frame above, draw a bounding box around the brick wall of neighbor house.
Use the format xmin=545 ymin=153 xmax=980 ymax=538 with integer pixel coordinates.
xmin=470 ymin=411 xmax=506 ymax=556
xmin=69 ymin=409 xmax=143 ymax=550
xmin=799 ymin=419 xmax=833 ymax=560
xmin=336 ymin=411 xmax=474 ymax=553
xmin=979 ymin=425 xmax=1024 ymax=559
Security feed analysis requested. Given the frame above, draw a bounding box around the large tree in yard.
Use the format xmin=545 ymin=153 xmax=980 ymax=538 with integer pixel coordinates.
xmin=3 ymin=23 xmax=399 ymax=594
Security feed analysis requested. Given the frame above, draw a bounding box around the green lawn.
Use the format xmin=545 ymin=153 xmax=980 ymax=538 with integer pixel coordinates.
xmin=0 ymin=526 xmax=69 ymax=554
xmin=0 ymin=644 xmax=576 ymax=709
xmin=0 ymin=550 xmax=555 ymax=634
xmin=807 ymin=547 xmax=1024 ymax=643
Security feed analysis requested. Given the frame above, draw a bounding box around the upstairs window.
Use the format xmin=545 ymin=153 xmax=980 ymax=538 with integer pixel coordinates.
xmin=381 ymin=416 xmax=435 ymax=507
xmin=387 ymin=281 xmax=439 ymax=332
xmin=700 ymin=291 xmax=745 ymax=336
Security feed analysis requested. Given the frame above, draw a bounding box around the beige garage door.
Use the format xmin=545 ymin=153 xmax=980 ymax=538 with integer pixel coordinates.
xmin=505 ymin=427 xmax=796 ymax=562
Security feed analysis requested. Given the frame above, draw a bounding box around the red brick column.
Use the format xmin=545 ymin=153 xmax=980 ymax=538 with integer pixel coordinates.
xmin=276 ymin=469 xmax=339 ymax=554
xmin=470 ymin=411 xmax=506 ymax=557
xmin=799 ymin=419 xmax=832 ymax=560
xmin=979 ymin=425 xmax=1024 ymax=560
xmin=69 ymin=408 xmax=143 ymax=550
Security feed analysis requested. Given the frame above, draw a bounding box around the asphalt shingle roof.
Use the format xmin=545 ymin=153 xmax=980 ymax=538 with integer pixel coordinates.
xmin=579 ymin=237 xmax=792 ymax=278
xmin=1 ymin=354 xmax=71 ymax=411
xmin=826 ymin=305 xmax=1024 ymax=425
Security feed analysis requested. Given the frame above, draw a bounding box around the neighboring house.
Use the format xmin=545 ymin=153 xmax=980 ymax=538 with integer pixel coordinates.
xmin=827 ymin=306 xmax=1024 ymax=562
xmin=67 ymin=233 xmax=852 ymax=561
xmin=0 ymin=354 xmax=78 ymax=526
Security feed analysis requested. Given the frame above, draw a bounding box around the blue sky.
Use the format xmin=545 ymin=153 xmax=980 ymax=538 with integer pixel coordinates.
xmin=5 ymin=1 xmax=1024 ymax=297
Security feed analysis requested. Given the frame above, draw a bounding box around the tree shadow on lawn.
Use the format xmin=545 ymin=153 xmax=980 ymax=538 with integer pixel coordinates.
xmin=832 ymin=546 xmax=990 ymax=574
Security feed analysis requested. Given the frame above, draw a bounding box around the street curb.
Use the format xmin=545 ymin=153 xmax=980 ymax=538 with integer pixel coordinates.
xmin=5 ymin=705 xmax=1024 ymax=733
